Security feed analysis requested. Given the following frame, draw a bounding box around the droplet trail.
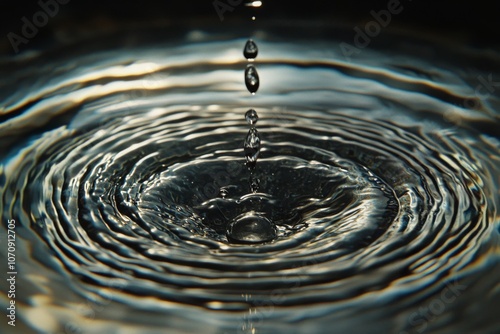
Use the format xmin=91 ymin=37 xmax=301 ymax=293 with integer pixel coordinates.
xmin=245 ymin=109 xmax=258 ymax=125
xmin=243 ymin=39 xmax=258 ymax=59
xmin=250 ymin=175 xmax=260 ymax=193
xmin=245 ymin=65 xmax=259 ymax=94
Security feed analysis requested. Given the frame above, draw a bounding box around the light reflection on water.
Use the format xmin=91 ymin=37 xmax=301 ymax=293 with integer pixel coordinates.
xmin=0 ymin=22 xmax=499 ymax=334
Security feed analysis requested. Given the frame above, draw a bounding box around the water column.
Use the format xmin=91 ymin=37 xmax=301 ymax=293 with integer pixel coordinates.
xmin=243 ymin=40 xmax=261 ymax=193
xmin=225 ymin=3 xmax=277 ymax=244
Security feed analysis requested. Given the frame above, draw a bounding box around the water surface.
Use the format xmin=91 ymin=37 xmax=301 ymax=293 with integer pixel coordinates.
xmin=0 ymin=23 xmax=499 ymax=334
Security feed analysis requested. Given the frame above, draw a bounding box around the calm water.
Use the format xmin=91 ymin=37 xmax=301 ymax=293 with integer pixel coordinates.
xmin=0 ymin=23 xmax=499 ymax=334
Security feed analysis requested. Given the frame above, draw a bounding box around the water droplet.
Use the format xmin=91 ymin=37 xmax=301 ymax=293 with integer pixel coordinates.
xmin=244 ymin=65 xmax=259 ymax=94
xmin=219 ymin=187 xmax=229 ymax=198
xmin=244 ymin=127 xmax=261 ymax=166
xmin=226 ymin=213 xmax=276 ymax=244
xmin=245 ymin=1 xmax=262 ymax=7
xmin=243 ymin=39 xmax=258 ymax=59
xmin=245 ymin=109 xmax=258 ymax=125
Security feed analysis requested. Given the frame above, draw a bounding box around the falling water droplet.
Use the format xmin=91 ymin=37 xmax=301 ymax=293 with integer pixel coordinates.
xmin=243 ymin=39 xmax=258 ymax=59
xmin=245 ymin=109 xmax=258 ymax=125
xmin=244 ymin=65 xmax=259 ymax=94
xmin=245 ymin=1 xmax=263 ymax=7
xmin=244 ymin=127 xmax=261 ymax=166
xmin=226 ymin=213 xmax=276 ymax=244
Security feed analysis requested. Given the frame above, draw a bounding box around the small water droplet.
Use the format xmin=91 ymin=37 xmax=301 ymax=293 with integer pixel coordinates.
xmin=245 ymin=1 xmax=262 ymax=7
xmin=244 ymin=127 xmax=261 ymax=166
xmin=219 ymin=187 xmax=229 ymax=198
xmin=245 ymin=109 xmax=258 ymax=125
xmin=243 ymin=39 xmax=258 ymax=59
xmin=227 ymin=213 xmax=276 ymax=244
xmin=244 ymin=65 xmax=259 ymax=94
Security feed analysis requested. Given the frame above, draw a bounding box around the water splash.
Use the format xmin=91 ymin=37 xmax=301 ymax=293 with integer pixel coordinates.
xmin=226 ymin=212 xmax=276 ymax=244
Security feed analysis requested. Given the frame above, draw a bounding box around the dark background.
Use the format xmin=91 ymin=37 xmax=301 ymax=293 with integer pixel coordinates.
xmin=0 ymin=0 xmax=499 ymax=55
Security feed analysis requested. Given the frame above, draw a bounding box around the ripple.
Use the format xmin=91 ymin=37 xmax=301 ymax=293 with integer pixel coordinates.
xmin=1 ymin=23 xmax=499 ymax=334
